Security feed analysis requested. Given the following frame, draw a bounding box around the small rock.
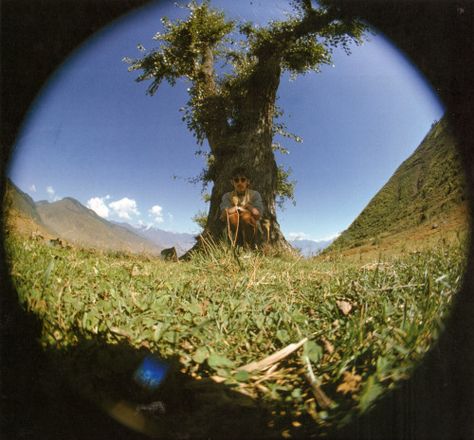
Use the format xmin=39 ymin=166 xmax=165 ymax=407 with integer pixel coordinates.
xmin=336 ymin=300 xmax=353 ymax=316
xmin=161 ymin=247 xmax=178 ymax=262
xmin=131 ymin=265 xmax=140 ymax=276
xmin=136 ymin=401 xmax=166 ymax=418
xmin=48 ymin=238 xmax=63 ymax=247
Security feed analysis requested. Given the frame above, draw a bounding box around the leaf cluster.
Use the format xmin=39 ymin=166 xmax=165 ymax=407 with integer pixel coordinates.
xmin=127 ymin=1 xmax=233 ymax=92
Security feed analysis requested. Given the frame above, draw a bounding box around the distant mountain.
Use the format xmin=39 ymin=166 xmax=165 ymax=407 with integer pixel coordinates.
xmin=114 ymin=221 xmax=196 ymax=256
xmin=290 ymin=238 xmax=335 ymax=257
xmin=3 ymin=180 xmax=197 ymax=255
xmin=328 ymin=117 xmax=468 ymax=252
xmin=35 ymin=198 xmax=162 ymax=254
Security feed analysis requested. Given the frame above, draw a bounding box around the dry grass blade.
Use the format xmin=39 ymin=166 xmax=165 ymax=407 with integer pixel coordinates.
xmin=253 ymin=363 xmax=281 ymax=384
xmin=238 ymin=337 xmax=308 ymax=373
xmin=210 ymin=375 xmax=226 ymax=383
xmin=209 ymin=339 xmax=308 ymax=384
xmin=321 ymin=337 xmax=335 ymax=355
xmin=372 ymin=283 xmax=424 ymax=291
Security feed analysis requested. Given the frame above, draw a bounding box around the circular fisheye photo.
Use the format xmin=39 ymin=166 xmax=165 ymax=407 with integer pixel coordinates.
xmin=2 ymin=1 xmax=470 ymax=438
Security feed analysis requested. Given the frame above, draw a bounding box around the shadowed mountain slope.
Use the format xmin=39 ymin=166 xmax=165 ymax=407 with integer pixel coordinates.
xmin=4 ymin=179 xmax=43 ymax=225
xmin=3 ymin=179 xmax=55 ymax=238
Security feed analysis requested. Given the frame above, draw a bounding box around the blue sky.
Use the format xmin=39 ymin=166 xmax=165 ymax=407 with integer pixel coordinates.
xmin=7 ymin=0 xmax=444 ymax=241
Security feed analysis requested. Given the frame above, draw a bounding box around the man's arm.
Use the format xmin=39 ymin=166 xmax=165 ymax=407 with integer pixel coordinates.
xmin=244 ymin=191 xmax=263 ymax=220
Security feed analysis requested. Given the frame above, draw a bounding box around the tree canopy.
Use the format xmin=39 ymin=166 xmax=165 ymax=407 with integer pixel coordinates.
xmin=126 ymin=0 xmax=366 ymax=205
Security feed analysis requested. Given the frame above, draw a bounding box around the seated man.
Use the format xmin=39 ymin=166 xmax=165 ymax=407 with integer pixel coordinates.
xmin=219 ymin=167 xmax=264 ymax=247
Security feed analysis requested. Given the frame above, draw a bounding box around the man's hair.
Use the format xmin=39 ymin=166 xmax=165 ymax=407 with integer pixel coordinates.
xmin=231 ymin=166 xmax=248 ymax=178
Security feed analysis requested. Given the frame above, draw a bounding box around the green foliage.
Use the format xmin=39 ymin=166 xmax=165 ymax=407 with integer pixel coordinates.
xmin=192 ymin=209 xmax=208 ymax=230
xmin=5 ymin=231 xmax=466 ymax=436
xmin=358 ymin=375 xmax=383 ymax=412
xmin=126 ymin=1 xmax=235 ymax=145
xmin=128 ymin=1 xmax=234 ymax=92
xmin=303 ymin=340 xmax=323 ymax=363
xmin=272 ymin=106 xmax=303 ymax=147
xmin=276 ymin=165 xmax=297 ymax=208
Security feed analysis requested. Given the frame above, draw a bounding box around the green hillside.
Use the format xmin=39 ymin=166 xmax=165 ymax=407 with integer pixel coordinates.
xmin=329 ymin=117 xmax=468 ymax=252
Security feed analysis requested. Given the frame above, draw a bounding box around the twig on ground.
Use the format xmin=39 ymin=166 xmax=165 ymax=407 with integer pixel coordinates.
xmin=238 ymin=337 xmax=308 ymax=372
xmin=109 ymin=326 xmax=134 ymax=340
xmin=209 ymin=338 xmax=308 ymax=391
xmin=304 ymin=355 xmax=334 ymax=409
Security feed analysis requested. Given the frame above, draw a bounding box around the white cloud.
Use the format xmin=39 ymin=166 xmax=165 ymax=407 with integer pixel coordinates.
xmin=137 ymin=219 xmax=154 ymax=230
xmin=149 ymin=204 xmax=164 ymax=224
xmin=318 ymin=232 xmax=341 ymax=242
xmin=288 ymin=232 xmax=310 ymax=241
xmin=109 ymin=197 xmax=140 ymax=220
xmin=287 ymin=231 xmax=341 ymax=243
xmin=87 ymin=196 xmax=110 ymax=218
xmin=46 ymin=185 xmax=59 ymax=201
xmin=29 ymin=184 xmax=37 ymax=193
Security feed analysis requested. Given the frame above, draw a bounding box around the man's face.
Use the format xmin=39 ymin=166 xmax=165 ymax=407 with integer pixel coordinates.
xmin=232 ymin=175 xmax=249 ymax=193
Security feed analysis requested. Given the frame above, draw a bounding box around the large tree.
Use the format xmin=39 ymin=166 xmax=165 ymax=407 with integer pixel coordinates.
xmin=127 ymin=0 xmax=366 ymax=248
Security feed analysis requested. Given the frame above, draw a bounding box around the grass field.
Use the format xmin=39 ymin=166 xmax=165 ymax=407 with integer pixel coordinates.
xmin=4 ymin=232 xmax=468 ymax=438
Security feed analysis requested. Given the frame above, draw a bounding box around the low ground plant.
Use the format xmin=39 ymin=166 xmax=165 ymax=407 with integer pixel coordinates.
xmin=4 ymin=233 xmax=467 ymax=437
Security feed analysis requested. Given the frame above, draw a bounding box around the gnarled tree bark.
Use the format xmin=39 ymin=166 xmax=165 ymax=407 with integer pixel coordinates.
xmin=202 ymin=53 xmax=291 ymax=249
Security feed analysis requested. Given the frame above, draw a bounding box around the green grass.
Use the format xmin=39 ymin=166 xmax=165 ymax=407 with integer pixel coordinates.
xmin=4 ymin=233 xmax=467 ymax=438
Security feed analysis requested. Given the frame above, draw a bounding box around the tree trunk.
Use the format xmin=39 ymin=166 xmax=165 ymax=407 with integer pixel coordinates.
xmin=205 ymin=134 xmax=290 ymax=249
xmin=203 ymin=55 xmax=292 ymax=251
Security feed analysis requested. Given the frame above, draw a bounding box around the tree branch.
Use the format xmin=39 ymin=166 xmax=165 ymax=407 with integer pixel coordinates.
xmin=256 ymin=11 xmax=333 ymax=57
xmin=198 ymin=45 xmax=217 ymax=94
xmin=237 ymin=5 xmax=365 ymax=129
xmin=300 ymin=0 xmax=314 ymax=16
xmin=195 ymin=45 xmax=230 ymax=152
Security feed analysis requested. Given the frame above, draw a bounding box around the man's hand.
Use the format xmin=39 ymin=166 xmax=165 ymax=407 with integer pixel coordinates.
xmin=244 ymin=204 xmax=260 ymax=220
xmin=220 ymin=206 xmax=242 ymax=221
xmin=221 ymin=205 xmax=259 ymax=222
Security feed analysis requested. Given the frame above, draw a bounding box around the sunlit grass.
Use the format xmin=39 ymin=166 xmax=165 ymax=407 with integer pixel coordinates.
xmin=4 ymin=232 xmax=467 ymax=436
